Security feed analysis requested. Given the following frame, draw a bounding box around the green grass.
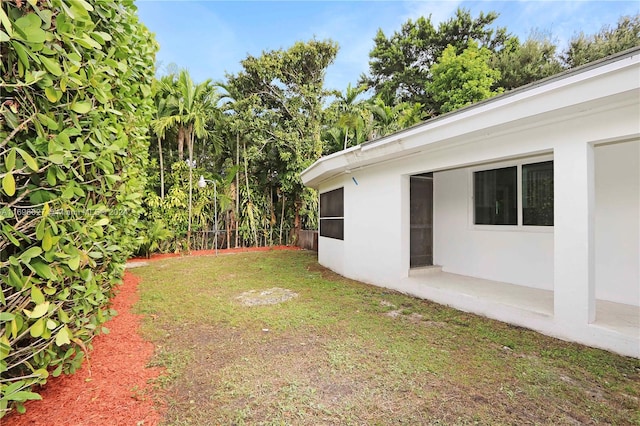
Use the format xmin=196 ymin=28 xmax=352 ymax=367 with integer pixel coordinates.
xmin=133 ymin=250 xmax=640 ymax=425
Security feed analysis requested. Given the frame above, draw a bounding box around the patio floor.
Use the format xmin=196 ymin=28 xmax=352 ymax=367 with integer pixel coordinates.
xmin=594 ymin=300 xmax=640 ymax=338
xmin=403 ymin=268 xmax=640 ymax=343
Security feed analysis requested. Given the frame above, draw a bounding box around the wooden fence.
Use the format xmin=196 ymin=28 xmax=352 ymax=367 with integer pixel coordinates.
xmin=297 ymin=230 xmax=318 ymax=251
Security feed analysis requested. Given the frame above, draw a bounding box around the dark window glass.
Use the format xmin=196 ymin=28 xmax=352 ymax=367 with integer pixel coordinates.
xmin=320 ymin=218 xmax=344 ymax=240
xmin=474 ymin=167 xmax=517 ymax=225
xmin=320 ymin=187 xmax=344 ymax=240
xmin=523 ymin=161 xmax=554 ymax=226
xmin=320 ymin=187 xmax=344 ymax=218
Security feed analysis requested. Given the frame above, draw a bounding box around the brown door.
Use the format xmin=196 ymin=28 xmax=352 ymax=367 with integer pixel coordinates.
xmin=410 ymin=174 xmax=433 ymax=268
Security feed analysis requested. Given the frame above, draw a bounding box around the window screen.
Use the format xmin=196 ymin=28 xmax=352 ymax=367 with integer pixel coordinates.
xmin=474 ymin=167 xmax=517 ymax=225
xmin=523 ymin=161 xmax=554 ymax=226
xmin=320 ymin=187 xmax=344 ymax=240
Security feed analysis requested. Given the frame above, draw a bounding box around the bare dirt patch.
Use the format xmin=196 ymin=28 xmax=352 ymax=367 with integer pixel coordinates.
xmin=236 ymin=287 xmax=299 ymax=306
xmin=385 ymin=309 xmax=402 ymax=318
xmin=126 ymin=260 xmax=150 ymax=268
xmin=383 ymin=302 xmax=449 ymax=327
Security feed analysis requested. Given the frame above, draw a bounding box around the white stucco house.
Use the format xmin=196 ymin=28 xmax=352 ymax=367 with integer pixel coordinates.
xmin=301 ymin=47 xmax=640 ymax=358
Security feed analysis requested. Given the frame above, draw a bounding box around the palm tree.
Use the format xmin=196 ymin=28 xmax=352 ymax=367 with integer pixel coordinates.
xmin=335 ymin=83 xmax=367 ymax=150
xmin=368 ymin=97 xmax=426 ymax=139
xmin=150 ymin=75 xmax=176 ymax=199
xmin=153 ymin=70 xmax=219 ymax=250
xmin=395 ymin=101 xmax=426 ymax=129
xmin=368 ymin=96 xmax=398 ymax=138
xmin=217 ymin=83 xmax=250 ymax=248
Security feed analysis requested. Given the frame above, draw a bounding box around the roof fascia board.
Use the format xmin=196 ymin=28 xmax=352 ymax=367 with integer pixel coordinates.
xmin=301 ymin=49 xmax=640 ymax=188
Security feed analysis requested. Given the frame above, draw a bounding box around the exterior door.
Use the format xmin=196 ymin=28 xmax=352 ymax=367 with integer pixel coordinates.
xmin=410 ymin=174 xmax=433 ymax=268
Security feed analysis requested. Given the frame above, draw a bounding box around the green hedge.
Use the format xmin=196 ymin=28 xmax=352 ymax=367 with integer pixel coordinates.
xmin=0 ymin=0 xmax=156 ymax=416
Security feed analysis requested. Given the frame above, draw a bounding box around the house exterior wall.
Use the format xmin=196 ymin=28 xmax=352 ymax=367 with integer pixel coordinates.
xmin=595 ymin=140 xmax=640 ymax=306
xmin=315 ymin=104 xmax=639 ymax=356
xmin=433 ymin=168 xmax=554 ymax=290
xmin=318 ymin=172 xmax=406 ymax=285
xmin=319 ymin=171 xmax=407 ymax=287
xmin=342 ymin=171 xmax=405 ymax=285
xmin=307 ymin=50 xmax=640 ymax=356
xmin=317 ymin=178 xmax=345 ymax=276
xmin=318 ymin=104 xmax=638 ymax=285
xmin=428 ymin=139 xmax=640 ymax=305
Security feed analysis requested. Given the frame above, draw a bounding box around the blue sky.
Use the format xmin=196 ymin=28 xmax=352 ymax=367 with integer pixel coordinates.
xmin=135 ymin=1 xmax=639 ymax=92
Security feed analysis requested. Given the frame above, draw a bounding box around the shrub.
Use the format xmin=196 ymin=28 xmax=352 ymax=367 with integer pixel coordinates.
xmin=0 ymin=0 xmax=156 ymax=416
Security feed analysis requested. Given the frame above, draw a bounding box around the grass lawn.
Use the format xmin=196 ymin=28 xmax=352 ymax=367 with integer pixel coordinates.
xmin=132 ymin=251 xmax=640 ymax=425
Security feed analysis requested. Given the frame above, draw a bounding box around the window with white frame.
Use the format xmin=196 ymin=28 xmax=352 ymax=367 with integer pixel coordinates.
xmin=473 ymin=160 xmax=553 ymax=227
xmin=320 ymin=187 xmax=344 ymax=239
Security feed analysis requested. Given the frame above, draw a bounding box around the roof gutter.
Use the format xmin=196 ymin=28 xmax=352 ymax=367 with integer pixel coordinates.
xmin=301 ymin=46 xmax=640 ymax=189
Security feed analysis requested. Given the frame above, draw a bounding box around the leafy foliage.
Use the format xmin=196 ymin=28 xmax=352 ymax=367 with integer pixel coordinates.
xmin=491 ymin=35 xmax=563 ymax=91
xmin=140 ymin=12 xmax=639 ymax=254
xmin=141 ymin=161 xmax=233 ymax=252
xmin=429 ymin=41 xmax=502 ymax=113
xmin=362 ymin=9 xmax=639 ymax=115
xmin=563 ymin=14 xmax=640 ymax=68
xmin=360 ymin=8 xmax=509 ymax=113
xmin=0 ymin=0 xmax=156 ymax=416
xmin=137 ymin=221 xmax=173 ymax=259
xmin=225 ymin=39 xmax=338 ymax=241
xmin=321 ymin=94 xmax=425 ymax=155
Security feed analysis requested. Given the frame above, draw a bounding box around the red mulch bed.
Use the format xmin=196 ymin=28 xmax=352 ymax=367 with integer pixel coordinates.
xmin=4 ymin=272 xmax=163 ymax=426
xmin=4 ymin=246 xmax=301 ymax=425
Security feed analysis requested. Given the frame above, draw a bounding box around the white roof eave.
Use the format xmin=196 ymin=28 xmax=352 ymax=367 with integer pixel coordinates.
xmin=301 ymin=48 xmax=640 ymax=189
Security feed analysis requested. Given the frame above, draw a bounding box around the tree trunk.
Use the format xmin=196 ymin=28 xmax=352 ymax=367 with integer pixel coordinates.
xmin=158 ymin=136 xmax=165 ymax=199
xmin=279 ymin=194 xmax=286 ymax=245
xmin=186 ymin=126 xmax=194 ymax=251
xmin=269 ymin=185 xmax=275 ymax=246
xmin=226 ymin=211 xmax=231 ymax=249
xmin=292 ymin=198 xmax=301 ymax=246
xmin=243 ymin=139 xmax=259 ymax=247
xmin=343 ymin=126 xmax=348 ymax=150
xmin=177 ymin=126 xmax=185 ymax=161
xmin=235 ymin=133 xmax=240 ymax=248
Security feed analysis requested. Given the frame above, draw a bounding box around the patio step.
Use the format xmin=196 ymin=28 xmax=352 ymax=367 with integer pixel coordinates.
xmin=408 ymin=265 xmax=443 ymax=277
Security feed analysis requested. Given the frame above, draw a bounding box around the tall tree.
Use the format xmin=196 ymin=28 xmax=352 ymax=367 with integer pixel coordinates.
xmin=226 ymin=39 xmax=338 ymax=242
xmin=491 ymin=35 xmax=563 ymax=91
xmin=360 ymin=8 xmax=509 ymax=112
xmin=216 ymin=85 xmax=243 ymax=247
xmin=153 ymin=70 xmax=219 ymax=249
xmin=154 ymin=70 xmax=219 ymax=162
xmin=563 ymin=14 xmax=640 ymax=68
xmin=428 ymin=41 xmax=502 ymax=113
xmin=335 ymin=83 xmax=368 ymax=150
xmin=150 ymin=74 xmax=177 ymax=199
xmin=322 ymin=96 xmax=425 ymax=155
